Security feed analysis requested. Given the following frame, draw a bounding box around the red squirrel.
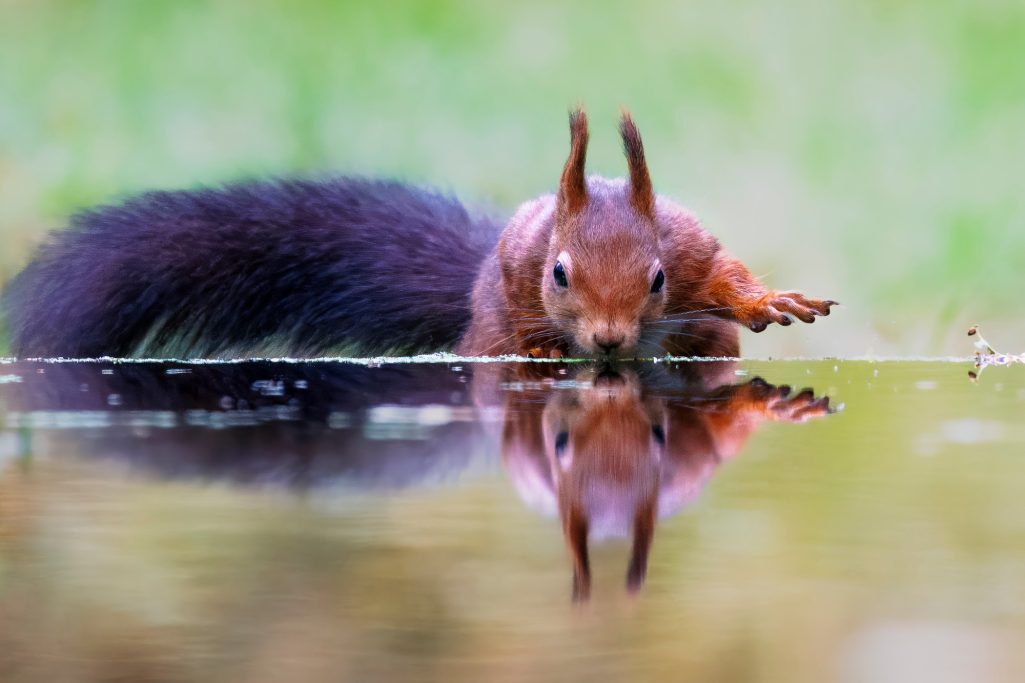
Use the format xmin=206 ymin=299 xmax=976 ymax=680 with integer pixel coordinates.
xmin=3 ymin=109 xmax=834 ymax=359
xmin=499 ymin=361 xmax=832 ymax=601
xmin=459 ymin=109 xmax=834 ymax=359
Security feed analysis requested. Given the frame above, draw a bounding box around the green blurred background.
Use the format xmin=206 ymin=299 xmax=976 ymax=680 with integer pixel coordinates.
xmin=1 ymin=0 xmax=1023 ymax=357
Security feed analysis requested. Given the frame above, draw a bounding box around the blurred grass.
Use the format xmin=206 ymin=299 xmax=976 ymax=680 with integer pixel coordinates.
xmin=1 ymin=0 xmax=1024 ymax=356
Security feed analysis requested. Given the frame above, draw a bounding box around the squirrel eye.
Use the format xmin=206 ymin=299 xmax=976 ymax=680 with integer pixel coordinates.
xmin=650 ymin=268 xmax=665 ymax=294
xmin=553 ymin=260 xmax=568 ymax=288
xmin=555 ymin=431 xmax=570 ymax=456
xmin=651 ymin=424 xmax=665 ymax=445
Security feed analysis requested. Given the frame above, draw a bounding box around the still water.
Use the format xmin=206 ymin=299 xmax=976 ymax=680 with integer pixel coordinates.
xmin=1 ymin=357 xmax=1024 ymax=682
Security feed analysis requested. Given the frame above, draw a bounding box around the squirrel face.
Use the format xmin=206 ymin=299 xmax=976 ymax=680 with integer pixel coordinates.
xmin=542 ymin=367 xmax=665 ymax=599
xmin=502 ymin=365 xmax=666 ymax=601
xmin=540 ymin=110 xmax=666 ymax=358
xmin=541 ymin=179 xmax=667 ymax=357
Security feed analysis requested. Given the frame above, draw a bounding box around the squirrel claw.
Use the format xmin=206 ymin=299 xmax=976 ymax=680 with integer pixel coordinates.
xmin=745 ymin=291 xmax=836 ymax=331
xmin=737 ymin=379 xmax=832 ymax=421
xmin=770 ymin=390 xmax=832 ymax=422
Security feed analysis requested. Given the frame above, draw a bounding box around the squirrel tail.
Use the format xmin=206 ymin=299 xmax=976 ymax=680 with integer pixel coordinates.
xmin=2 ymin=177 xmax=499 ymax=358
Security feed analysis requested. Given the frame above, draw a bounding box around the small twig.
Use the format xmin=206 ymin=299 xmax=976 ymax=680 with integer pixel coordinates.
xmin=967 ymin=325 xmax=1023 ymax=381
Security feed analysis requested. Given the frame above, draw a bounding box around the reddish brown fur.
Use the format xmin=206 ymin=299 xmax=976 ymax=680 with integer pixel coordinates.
xmin=558 ymin=109 xmax=590 ymax=218
xmin=457 ymin=108 xmax=835 ymax=359
xmin=619 ymin=111 xmax=655 ymax=218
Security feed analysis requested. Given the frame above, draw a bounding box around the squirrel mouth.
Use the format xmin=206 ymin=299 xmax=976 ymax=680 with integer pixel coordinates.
xmin=593 ymin=345 xmax=640 ymax=362
xmin=593 ymin=366 xmax=624 ymax=386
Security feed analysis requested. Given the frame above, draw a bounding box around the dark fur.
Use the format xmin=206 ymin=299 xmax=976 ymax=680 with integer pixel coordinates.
xmin=4 ymin=360 xmax=479 ymax=488
xmin=3 ymin=178 xmax=498 ymax=357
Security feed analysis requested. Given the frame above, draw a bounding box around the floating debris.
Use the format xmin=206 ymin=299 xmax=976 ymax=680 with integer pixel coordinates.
xmin=967 ymin=326 xmax=1023 ymax=381
xmin=251 ymin=379 xmax=286 ymax=397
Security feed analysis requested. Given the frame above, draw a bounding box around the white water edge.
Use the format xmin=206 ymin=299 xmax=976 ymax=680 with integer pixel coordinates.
xmin=0 ymin=354 xmax=978 ymax=365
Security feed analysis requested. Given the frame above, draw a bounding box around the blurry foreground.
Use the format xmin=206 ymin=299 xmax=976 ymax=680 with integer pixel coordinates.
xmin=2 ymin=358 xmax=1025 ymax=682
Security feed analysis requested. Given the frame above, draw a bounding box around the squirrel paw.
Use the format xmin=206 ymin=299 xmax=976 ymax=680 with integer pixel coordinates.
xmin=767 ymin=386 xmax=832 ymax=422
xmin=745 ymin=292 xmax=837 ymax=332
xmin=738 ymin=378 xmax=833 ymax=422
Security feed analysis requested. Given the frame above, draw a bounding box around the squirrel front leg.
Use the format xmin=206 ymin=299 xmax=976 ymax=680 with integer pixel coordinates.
xmin=697 ymin=378 xmax=833 ymax=459
xmin=526 ymin=346 xmax=565 ymax=360
xmin=513 ymin=323 xmax=568 ymax=359
xmin=705 ymin=254 xmax=837 ymax=332
xmin=713 ymin=377 xmax=833 ymax=422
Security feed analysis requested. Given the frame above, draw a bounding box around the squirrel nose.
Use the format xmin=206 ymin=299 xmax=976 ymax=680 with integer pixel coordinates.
xmin=593 ymin=334 xmax=624 ymax=355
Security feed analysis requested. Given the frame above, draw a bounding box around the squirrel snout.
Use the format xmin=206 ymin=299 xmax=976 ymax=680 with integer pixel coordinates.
xmin=577 ymin=319 xmax=639 ymax=358
xmin=593 ymin=334 xmax=625 ymax=355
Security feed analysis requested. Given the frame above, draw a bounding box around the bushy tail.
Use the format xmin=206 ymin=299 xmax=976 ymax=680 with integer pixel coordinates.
xmin=2 ymin=177 xmax=500 ymax=358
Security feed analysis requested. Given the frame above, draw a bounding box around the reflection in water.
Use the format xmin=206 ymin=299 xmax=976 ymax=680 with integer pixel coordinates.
xmin=496 ymin=362 xmax=831 ymax=600
xmin=2 ymin=356 xmax=830 ymax=602
xmin=3 ymin=362 xmax=480 ymax=489
xmin=7 ymin=359 xmax=1025 ymax=681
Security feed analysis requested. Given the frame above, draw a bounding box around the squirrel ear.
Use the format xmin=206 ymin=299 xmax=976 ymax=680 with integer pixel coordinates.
xmin=619 ymin=110 xmax=655 ymax=218
xmin=564 ymin=504 xmax=591 ymax=602
xmin=626 ymin=496 xmax=656 ymax=595
xmin=558 ymin=108 xmax=589 ymax=217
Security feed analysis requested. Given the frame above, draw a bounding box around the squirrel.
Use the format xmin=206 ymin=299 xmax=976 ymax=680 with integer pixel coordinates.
xmin=3 ymin=344 xmax=834 ymax=602
xmin=2 ymin=109 xmax=835 ymax=359
xmin=500 ymin=361 xmax=832 ymax=602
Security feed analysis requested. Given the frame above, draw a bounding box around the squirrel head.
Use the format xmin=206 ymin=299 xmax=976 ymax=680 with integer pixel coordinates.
xmin=540 ymin=109 xmax=667 ymax=358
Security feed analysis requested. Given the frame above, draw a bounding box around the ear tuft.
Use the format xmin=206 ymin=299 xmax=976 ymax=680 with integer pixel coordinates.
xmin=558 ymin=108 xmax=589 ymax=217
xmin=619 ymin=110 xmax=655 ymax=217
xmin=565 ymin=504 xmax=591 ymax=602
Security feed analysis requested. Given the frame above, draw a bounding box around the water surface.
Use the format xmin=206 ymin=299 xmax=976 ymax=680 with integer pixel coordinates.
xmin=1 ymin=358 xmax=1023 ymax=682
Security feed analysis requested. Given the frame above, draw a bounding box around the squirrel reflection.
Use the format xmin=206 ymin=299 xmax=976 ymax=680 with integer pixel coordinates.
xmin=499 ymin=362 xmax=832 ymax=601
xmin=4 ymin=350 xmax=834 ymax=603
